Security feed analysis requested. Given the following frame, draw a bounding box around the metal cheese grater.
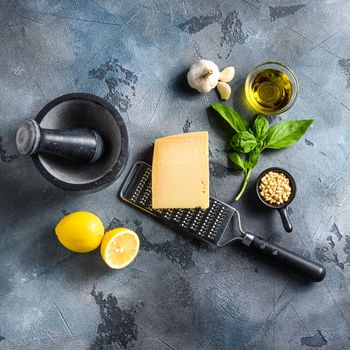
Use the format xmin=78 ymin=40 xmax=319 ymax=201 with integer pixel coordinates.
xmin=120 ymin=161 xmax=326 ymax=282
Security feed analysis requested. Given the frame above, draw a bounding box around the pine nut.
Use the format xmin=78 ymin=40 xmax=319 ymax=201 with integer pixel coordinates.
xmin=259 ymin=171 xmax=293 ymax=205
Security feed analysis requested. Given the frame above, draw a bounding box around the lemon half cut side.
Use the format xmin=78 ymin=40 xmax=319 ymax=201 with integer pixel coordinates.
xmin=100 ymin=228 xmax=140 ymax=269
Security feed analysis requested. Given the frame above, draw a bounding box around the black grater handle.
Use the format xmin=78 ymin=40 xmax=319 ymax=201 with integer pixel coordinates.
xmin=247 ymin=236 xmax=326 ymax=282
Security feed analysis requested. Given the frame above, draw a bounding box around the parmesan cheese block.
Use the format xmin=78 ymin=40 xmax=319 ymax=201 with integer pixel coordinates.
xmin=152 ymin=131 xmax=209 ymax=209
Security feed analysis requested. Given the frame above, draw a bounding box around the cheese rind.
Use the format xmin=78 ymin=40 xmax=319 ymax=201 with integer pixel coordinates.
xmin=152 ymin=131 xmax=209 ymax=209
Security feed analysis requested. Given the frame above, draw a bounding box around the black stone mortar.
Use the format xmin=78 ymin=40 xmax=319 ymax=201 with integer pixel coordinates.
xmin=32 ymin=93 xmax=128 ymax=191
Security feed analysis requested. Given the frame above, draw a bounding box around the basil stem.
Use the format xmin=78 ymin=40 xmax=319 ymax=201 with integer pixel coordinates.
xmin=235 ymin=168 xmax=252 ymax=201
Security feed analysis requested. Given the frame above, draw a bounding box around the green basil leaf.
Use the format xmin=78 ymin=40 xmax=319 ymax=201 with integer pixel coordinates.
xmin=264 ymin=119 xmax=314 ymax=149
xmin=252 ymin=114 xmax=269 ymax=141
xmin=246 ymin=148 xmax=260 ymax=169
xmin=211 ymin=104 xmax=249 ymax=133
xmin=228 ymin=152 xmax=247 ymax=172
xmin=230 ymin=131 xmax=258 ymax=153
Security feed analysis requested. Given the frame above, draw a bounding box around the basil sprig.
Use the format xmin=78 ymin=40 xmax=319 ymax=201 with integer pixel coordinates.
xmin=211 ymin=104 xmax=314 ymax=200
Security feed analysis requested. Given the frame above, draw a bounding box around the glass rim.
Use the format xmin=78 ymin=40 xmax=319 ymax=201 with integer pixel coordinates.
xmin=245 ymin=61 xmax=299 ymax=115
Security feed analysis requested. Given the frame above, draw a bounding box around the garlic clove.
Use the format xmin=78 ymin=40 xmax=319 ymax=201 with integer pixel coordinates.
xmin=219 ymin=66 xmax=235 ymax=83
xmin=217 ymin=82 xmax=231 ymax=100
xmin=187 ymin=59 xmax=220 ymax=93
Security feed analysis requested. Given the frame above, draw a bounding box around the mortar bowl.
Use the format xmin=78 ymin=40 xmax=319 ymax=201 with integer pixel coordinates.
xmin=32 ymin=93 xmax=129 ymax=191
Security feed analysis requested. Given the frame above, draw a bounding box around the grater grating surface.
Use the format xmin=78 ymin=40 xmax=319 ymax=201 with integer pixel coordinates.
xmin=120 ymin=161 xmax=240 ymax=246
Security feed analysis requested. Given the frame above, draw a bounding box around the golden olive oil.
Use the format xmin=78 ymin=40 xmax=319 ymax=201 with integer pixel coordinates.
xmin=246 ymin=69 xmax=293 ymax=114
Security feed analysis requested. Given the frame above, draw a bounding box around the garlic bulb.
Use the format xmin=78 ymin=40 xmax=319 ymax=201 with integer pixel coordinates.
xmin=187 ymin=59 xmax=220 ymax=93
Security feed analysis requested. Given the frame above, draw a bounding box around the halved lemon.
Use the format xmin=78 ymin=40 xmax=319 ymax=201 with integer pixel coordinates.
xmin=100 ymin=228 xmax=140 ymax=269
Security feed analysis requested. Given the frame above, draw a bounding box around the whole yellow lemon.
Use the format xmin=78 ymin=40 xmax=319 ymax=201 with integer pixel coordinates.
xmin=55 ymin=211 xmax=104 ymax=253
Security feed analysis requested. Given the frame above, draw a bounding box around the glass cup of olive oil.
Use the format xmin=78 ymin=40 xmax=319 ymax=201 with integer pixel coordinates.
xmin=245 ymin=62 xmax=298 ymax=115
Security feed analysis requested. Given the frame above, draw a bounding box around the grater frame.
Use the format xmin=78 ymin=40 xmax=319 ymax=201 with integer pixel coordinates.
xmin=119 ymin=161 xmax=326 ymax=282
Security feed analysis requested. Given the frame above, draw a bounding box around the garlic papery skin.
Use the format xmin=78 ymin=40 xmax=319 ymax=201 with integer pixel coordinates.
xmin=187 ymin=59 xmax=220 ymax=93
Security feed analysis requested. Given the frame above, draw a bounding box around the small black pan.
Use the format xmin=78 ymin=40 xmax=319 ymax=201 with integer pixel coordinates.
xmin=256 ymin=167 xmax=296 ymax=232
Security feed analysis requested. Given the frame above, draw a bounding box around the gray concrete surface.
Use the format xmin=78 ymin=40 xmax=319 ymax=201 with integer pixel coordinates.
xmin=1 ymin=0 xmax=350 ymax=349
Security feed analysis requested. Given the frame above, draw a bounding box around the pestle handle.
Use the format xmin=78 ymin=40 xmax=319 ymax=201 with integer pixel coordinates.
xmin=16 ymin=119 xmax=104 ymax=163
xmin=39 ymin=128 xmax=104 ymax=162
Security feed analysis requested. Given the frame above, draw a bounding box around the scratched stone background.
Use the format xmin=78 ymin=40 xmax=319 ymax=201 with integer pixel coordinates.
xmin=0 ymin=0 xmax=350 ymax=349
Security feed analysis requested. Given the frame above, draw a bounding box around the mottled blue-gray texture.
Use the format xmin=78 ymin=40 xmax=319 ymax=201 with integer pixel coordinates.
xmin=0 ymin=0 xmax=349 ymax=349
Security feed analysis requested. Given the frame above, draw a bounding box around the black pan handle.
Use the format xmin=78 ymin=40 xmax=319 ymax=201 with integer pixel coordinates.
xmin=243 ymin=235 xmax=326 ymax=282
xmin=278 ymin=207 xmax=293 ymax=232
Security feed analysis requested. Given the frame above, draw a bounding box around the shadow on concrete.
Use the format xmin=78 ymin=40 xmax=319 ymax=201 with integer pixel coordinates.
xmin=170 ymin=68 xmax=201 ymax=99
